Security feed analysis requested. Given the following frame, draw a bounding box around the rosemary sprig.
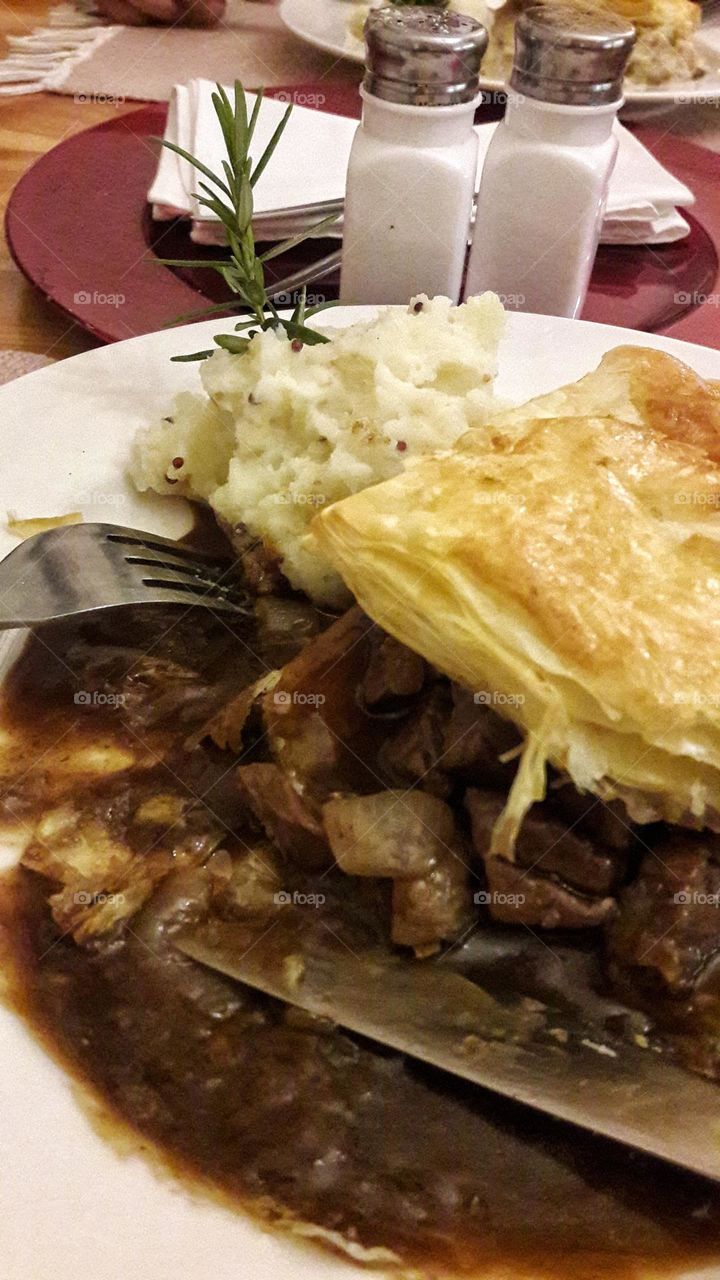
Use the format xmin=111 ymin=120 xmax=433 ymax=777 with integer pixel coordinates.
xmin=158 ymin=81 xmax=338 ymax=362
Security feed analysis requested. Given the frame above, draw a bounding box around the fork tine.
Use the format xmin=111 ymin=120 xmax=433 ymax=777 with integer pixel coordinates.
xmin=105 ymin=530 xmax=230 ymax=567
xmin=133 ymin=560 xmax=251 ymax=606
xmin=0 ymin=523 xmax=252 ymax=629
xmin=126 ymin=553 xmax=232 ymax=583
xmin=136 ymin=575 xmax=246 ymax=612
xmin=106 ymin=527 xmax=251 ymax=609
xmin=267 ymin=247 xmax=342 ymax=300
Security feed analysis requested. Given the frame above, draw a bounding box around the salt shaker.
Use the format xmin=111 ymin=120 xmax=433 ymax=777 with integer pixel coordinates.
xmin=340 ymin=6 xmax=488 ymax=306
xmin=464 ymin=5 xmax=635 ymax=318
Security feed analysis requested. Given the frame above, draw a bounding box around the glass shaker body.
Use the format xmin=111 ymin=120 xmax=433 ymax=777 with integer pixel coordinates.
xmin=340 ymin=90 xmax=481 ymax=306
xmin=466 ymin=92 xmax=620 ymax=318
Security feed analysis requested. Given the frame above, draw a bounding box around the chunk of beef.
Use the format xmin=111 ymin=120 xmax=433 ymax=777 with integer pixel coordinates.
xmin=466 ymin=789 xmax=621 ymax=896
xmin=218 ymin=517 xmax=288 ymax=595
xmin=193 ymin=671 xmax=280 ymax=753
xmin=548 ymin=782 xmax=634 ymax=854
xmin=377 ymin=685 xmax=453 ymax=797
xmin=606 ymin=834 xmax=720 ymax=999
xmin=481 ymin=854 xmax=616 ymax=929
xmin=235 ymin=763 xmax=330 ymax=870
xmin=442 ymin=685 xmax=520 ymax=786
xmin=254 ymin=597 xmax=322 ymax=668
xmin=604 ymin=833 xmax=720 ymax=1078
xmin=323 ymin=790 xmax=455 ymax=878
xmin=264 ymin=607 xmax=389 ymax=805
xmin=392 ymin=853 xmax=472 ymax=952
xmin=66 ymin=646 xmax=208 ymax=734
xmin=359 ymin=632 xmax=426 ymax=708
xmin=466 ymin=789 xmax=616 ymax=928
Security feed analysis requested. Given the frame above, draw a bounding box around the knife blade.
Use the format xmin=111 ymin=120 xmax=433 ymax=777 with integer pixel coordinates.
xmin=176 ymin=912 xmax=720 ymax=1182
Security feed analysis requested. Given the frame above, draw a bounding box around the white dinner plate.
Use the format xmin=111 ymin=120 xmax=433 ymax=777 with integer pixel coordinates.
xmin=279 ymin=0 xmax=720 ymax=107
xmin=1 ymin=308 xmax=720 ymax=1280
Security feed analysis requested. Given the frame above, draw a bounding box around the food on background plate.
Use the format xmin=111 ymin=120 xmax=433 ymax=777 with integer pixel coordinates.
xmin=347 ymin=0 xmax=708 ymax=87
xmin=613 ymin=0 xmax=707 ymax=85
xmin=6 ymin=312 xmax=720 ymax=1277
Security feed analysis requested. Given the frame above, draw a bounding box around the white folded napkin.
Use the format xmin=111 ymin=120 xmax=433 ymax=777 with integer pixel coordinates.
xmin=148 ymin=80 xmax=359 ymax=241
xmin=149 ymin=79 xmax=694 ymax=248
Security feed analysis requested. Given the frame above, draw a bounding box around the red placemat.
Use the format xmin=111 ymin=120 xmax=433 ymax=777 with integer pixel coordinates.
xmin=5 ymin=84 xmax=720 ymax=349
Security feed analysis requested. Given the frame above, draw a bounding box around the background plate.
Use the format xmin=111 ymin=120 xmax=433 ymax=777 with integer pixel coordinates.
xmin=5 ymin=91 xmax=720 ymax=349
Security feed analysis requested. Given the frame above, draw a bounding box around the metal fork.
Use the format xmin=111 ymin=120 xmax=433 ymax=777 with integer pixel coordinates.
xmin=269 ymin=246 xmax=343 ymax=299
xmin=0 ymin=523 xmax=251 ymax=629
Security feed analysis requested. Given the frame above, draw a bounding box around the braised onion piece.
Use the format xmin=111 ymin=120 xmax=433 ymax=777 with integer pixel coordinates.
xmin=323 ymin=790 xmax=455 ymax=878
xmin=323 ymin=790 xmax=473 ymax=952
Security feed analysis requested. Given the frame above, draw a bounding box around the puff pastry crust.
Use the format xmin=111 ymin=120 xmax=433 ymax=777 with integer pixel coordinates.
xmin=314 ymin=347 xmax=720 ymax=854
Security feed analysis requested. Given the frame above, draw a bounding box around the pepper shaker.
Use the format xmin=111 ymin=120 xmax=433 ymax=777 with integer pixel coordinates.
xmin=340 ymin=6 xmax=488 ymax=306
xmin=464 ymin=4 xmax=636 ymax=318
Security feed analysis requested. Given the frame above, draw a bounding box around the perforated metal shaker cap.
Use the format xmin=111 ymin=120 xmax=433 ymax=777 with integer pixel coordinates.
xmin=510 ymin=4 xmax=636 ymax=105
xmin=364 ymin=6 xmax=488 ymax=107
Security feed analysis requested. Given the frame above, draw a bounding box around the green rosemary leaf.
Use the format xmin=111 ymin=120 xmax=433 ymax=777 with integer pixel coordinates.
xmin=214 ymin=87 xmax=239 ymax=169
xmin=214 ymin=333 xmax=252 ymax=353
xmin=220 ymin=265 xmax=249 ymax=298
xmin=163 ymin=300 xmax=244 ymax=327
xmin=156 ymin=257 xmax=231 ymax=274
xmin=171 ymin=350 xmax=216 ymax=362
xmin=250 ymin=101 xmax=293 ymax=188
xmin=196 ymin=187 xmax=234 ymax=219
xmin=259 ymin=211 xmax=340 ymax=263
xmin=237 ymin=175 xmax=254 ymax=234
xmin=291 ymin=284 xmax=307 ymax=325
xmin=234 ymin=80 xmax=248 ymax=163
xmin=303 ymin=300 xmax=341 ymax=319
xmin=156 ymin=138 xmax=232 ymax=199
xmin=196 ymin=195 xmax=237 ymax=229
xmin=221 ymin=160 xmax=237 ymax=200
xmin=231 ymin=317 xmax=264 ymax=332
xmin=280 ymin=320 xmax=331 ymax=346
xmin=247 ymin=88 xmax=264 ymax=148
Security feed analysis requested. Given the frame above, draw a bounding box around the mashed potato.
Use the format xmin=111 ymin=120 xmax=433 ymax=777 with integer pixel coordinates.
xmin=131 ymin=294 xmax=504 ymax=605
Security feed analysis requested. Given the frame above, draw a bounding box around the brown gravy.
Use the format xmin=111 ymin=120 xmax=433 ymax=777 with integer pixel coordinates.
xmin=2 ymin=607 xmax=720 ymax=1280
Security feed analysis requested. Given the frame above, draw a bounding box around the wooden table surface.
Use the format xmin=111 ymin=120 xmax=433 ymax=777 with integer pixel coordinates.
xmin=0 ymin=1 xmax=142 ymax=360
